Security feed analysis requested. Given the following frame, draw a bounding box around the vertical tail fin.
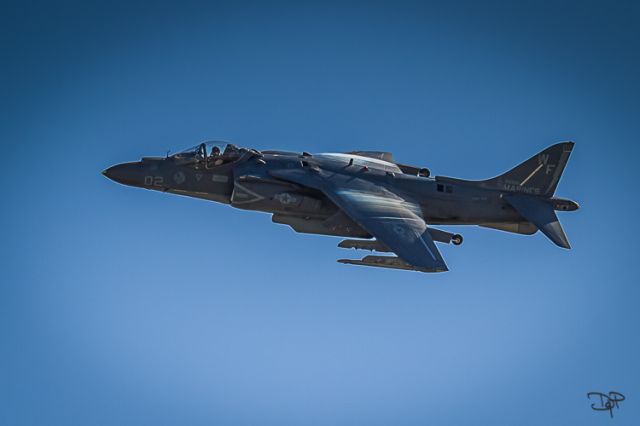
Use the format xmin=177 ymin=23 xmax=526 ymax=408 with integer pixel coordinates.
xmin=484 ymin=142 xmax=574 ymax=197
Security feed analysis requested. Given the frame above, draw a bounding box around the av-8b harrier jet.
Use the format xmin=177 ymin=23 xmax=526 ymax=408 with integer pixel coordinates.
xmin=103 ymin=141 xmax=578 ymax=272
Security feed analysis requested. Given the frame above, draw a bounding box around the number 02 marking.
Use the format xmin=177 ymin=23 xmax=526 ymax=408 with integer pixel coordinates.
xmin=144 ymin=176 xmax=164 ymax=186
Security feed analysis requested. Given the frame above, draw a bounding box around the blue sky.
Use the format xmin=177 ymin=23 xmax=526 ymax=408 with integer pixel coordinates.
xmin=2 ymin=1 xmax=639 ymax=424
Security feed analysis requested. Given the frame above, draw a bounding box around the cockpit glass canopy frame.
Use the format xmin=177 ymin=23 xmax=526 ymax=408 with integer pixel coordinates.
xmin=173 ymin=141 xmax=240 ymax=157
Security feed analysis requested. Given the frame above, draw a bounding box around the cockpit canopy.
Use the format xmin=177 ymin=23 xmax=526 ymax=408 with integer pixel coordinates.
xmin=172 ymin=141 xmax=254 ymax=167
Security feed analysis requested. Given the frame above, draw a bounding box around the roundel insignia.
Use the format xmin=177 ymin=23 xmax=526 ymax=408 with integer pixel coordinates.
xmin=393 ymin=224 xmax=406 ymax=236
xmin=173 ymin=171 xmax=186 ymax=184
xmin=392 ymin=223 xmax=416 ymax=242
xmin=274 ymin=193 xmax=298 ymax=205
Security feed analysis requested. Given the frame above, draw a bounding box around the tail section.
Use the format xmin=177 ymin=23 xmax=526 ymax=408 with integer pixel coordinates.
xmin=504 ymin=194 xmax=571 ymax=248
xmin=476 ymin=142 xmax=577 ymax=248
xmin=483 ymin=142 xmax=574 ymax=197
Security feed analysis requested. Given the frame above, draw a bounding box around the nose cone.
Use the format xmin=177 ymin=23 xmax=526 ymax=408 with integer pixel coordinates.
xmin=102 ymin=162 xmax=145 ymax=187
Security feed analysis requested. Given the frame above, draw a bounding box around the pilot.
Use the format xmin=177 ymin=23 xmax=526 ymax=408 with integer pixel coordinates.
xmin=210 ymin=145 xmax=224 ymax=166
xmin=211 ymin=146 xmax=224 ymax=166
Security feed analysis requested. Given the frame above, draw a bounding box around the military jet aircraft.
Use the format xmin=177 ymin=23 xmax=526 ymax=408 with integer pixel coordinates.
xmin=103 ymin=141 xmax=578 ymax=272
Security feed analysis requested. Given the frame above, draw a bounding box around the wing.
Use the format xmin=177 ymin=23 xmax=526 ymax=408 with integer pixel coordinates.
xmin=270 ymin=169 xmax=448 ymax=272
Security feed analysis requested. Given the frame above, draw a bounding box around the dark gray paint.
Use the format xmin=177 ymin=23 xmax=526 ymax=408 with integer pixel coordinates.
xmin=103 ymin=142 xmax=578 ymax=273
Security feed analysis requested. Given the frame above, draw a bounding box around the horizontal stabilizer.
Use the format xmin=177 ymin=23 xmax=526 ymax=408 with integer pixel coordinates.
xmin=505 ymin=195 xmax=571 ymax=249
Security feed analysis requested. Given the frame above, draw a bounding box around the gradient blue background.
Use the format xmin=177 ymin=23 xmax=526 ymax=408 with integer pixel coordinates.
xmin=2 ymin=1 xmax=638 ymax=424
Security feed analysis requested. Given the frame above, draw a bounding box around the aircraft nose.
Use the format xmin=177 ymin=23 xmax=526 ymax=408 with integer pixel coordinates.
xmin=102 ymin=162 xmax=145 ymax=187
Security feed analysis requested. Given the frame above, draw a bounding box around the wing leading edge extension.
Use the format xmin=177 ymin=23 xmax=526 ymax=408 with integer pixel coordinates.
xmin=270 ymin=169 xmax=448 ymax=272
